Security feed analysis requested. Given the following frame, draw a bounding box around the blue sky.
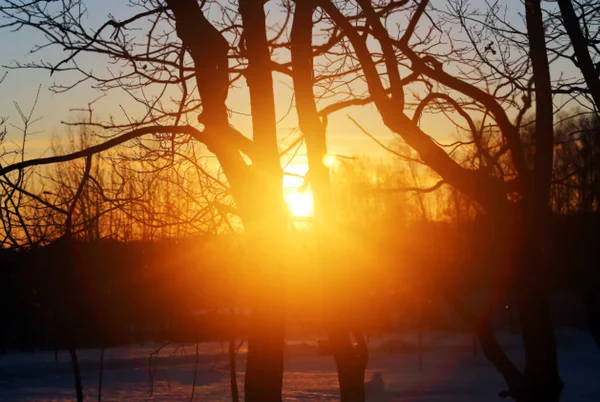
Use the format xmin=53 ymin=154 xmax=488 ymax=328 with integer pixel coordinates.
xmin=0 ymin=1 xmax=129 ymax=156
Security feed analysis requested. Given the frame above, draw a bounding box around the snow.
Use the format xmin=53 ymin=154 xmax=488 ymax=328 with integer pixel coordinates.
xmin=1 ymin=329 xmax=599 ymax=401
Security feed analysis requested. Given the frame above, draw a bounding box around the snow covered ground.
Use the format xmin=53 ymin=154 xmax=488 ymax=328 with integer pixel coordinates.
xmin=1 ymin=329 xmax=599 ymax=401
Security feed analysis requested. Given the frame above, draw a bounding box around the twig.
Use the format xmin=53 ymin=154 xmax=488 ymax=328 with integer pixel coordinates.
xmin=69 ymin=348 xmax=84 ymax=402
xmin=98 ymin=347 xmax=105 ymax=402
xmin=65 ymin=155 xmax=92 ymax=235
xmin=229 ymin=337 xmax=239 ymax=402
xmin=190 ymin=342 xmax=200 ymax=401
xmin=148 ymin=342 xmax=169 ymax=396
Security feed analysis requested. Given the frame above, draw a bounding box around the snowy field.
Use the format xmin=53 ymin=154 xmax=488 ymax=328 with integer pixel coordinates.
xmin=1 ymin=329 xmax=599 ymax=401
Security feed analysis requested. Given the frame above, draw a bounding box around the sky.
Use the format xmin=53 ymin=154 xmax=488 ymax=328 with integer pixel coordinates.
xmin=0 ymin=1 xmax=129 ymax=157
xmin=0 ymin=0 xmax=398 ymax=163
xmin=0 ymin=0 xmax=581 ymax=167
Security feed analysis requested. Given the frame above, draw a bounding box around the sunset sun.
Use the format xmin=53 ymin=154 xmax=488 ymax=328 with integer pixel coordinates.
xmin=323 ymin=153 xmax=337 ymax=168
xmin=283 ymin=163 xmax=314 ymax=217
xmin=285 ymin=189 xmax=314 ymax=217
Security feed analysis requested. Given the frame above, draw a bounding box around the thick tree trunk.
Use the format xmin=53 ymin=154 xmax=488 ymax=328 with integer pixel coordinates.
xmin=444 ymin=287 xmax=524 ymax=396
xmin=291 ymin=3 xmax=367 ymax=399
xmin=515 ymin=292 xmax=562 ymax=402
xmin=330 ymin=334 xmax=367 ymax=402
xmin=557 ymin=0 xmax=600 ymax=110
xmin=238 ymin=1 xmax=287 ymax=400
xmin=525 ymin=0 xmax=554 ymax=199
xmin=244 ymin=275 xmax=285 ymax=402
xmin=515 ymin=3 xmax=563 ymax=399
xmin=511 ymin=239 xmax=563 ymax=402
xmin=167 ymin=1 xmax=287 ymax=400
xmin=240 ymin=175 xmax=287 ymax=402
xmin=505 ymin=202 xmax=562 ymax=402
xmin=322 ymin=293 xmax=368 ymax=401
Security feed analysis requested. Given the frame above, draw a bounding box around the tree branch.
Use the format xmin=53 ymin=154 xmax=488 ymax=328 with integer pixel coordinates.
xmin=0 ymin=125 xmax=216 ymax=176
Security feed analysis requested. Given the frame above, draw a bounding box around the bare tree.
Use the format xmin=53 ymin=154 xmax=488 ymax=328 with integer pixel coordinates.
xmin=2 ymin=1 xmax=599 ymax=401
xmin=0 ymin=1 xmax=289 ymax=400
xmin=308 ymin=0 xmax=562 ymax=400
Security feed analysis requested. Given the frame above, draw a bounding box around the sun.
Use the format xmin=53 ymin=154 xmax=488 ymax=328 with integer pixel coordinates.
xmin=323 ymin=153 xmax=337 ymax=168
xmin=285 ymin=189 xmax=314 ymax=217
xmin=283 ymin=163 xmax=314 ymax=217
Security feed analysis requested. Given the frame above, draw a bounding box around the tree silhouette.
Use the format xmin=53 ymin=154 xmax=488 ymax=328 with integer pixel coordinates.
xmin=556 ymin=0 xmax=600 ymax=110
xmin=1 ymin=1 xmax=600 ymax=401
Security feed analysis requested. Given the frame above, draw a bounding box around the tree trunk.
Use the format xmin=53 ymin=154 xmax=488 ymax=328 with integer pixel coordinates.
xmin=329 ymin=332 xmax=367 ymax=402
xmin=290 ymin=2 xmax=367 ymax=399
xmin=238 ymin=1 xmax=287 ymax=400
xmin=69 ymin=347 xmax=84 ymax=402
xmin=244 ymin=286 xmax=285 ymax=402
xmin=509 ymin=204 xmax=563 ymax=402
xmin=557 ymin=0 xmax=600 ymax=110
xmin=444 ymin=288 xmax=524 ymax=396
xmin=166 ymin=1 xmax=287 ymax=400
xmin=517 ymin=2 xmax=563 ymax=400
xmin=242 ymin=194 xmax=287 ymax=402
xmin=98 ymin=347 xmax=104 ymax=402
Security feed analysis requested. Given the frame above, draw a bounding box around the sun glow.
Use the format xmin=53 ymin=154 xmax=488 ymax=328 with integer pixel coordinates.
xmin=285 ymin=189 xmax=314 ymax=217
xmin=283 ymin=163 xmax=314 ymax=217
xmin=323 ymin=153 xmax=337 ymax=168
